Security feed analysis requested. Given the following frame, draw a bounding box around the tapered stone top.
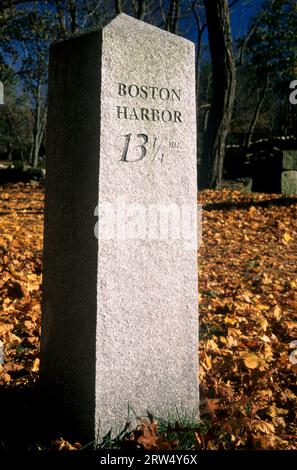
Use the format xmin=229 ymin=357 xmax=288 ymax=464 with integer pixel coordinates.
xmin=107 ymin=13 xmax=192 ymax=43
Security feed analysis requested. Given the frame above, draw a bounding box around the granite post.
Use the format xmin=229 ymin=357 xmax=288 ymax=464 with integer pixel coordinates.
xmin=41 ymin=13 xmax=198 ymax=442
xmin=281 ymin=150 xmax=297 ymax=195
xmin=281 ymin=171 xmax=297 ymax=195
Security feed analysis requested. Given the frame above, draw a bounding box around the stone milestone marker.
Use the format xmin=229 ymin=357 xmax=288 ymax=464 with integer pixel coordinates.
xmin=41 ymin=14 xmax=198 ymax=442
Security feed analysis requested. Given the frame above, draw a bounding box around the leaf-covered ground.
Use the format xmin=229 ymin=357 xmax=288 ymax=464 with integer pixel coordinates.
xmin=0 ymin=183 xmax=296 ymax=450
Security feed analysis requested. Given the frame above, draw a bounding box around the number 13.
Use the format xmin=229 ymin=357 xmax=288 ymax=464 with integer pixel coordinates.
xmin=120 ymin=133 xmax=149 ymax=162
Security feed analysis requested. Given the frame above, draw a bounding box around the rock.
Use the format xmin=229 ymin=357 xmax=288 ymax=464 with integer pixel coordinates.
xmin=281 ymin=171 xmax=297 ymax=195
xmin=282 ymin=150 xmax=297 ymax=170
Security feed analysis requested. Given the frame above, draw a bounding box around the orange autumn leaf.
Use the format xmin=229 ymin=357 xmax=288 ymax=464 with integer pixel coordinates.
xmin=243 ymin=352 xmax=260 ymax=369
xmin=282 ymin=232 xmax=292 ymax=244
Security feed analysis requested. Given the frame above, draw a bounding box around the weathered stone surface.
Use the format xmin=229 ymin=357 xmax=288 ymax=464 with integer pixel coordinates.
xmin=281 ymin=171 xmax=297 ymax=195
xmin=41 ymin=14 xmax=198 ymax=443
xmin=282 ymin=150 xmax=297 ymax=170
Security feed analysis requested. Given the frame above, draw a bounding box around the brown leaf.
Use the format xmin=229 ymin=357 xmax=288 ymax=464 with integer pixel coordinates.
xmin=135 ymin=419 xmax=158 ymax=450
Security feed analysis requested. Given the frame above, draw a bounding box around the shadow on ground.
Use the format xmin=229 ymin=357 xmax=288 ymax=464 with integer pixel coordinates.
xmin=0 ymin=383 xmax=60 ymax=450
xmin=203 ymin=196 xmax=297 ymax=212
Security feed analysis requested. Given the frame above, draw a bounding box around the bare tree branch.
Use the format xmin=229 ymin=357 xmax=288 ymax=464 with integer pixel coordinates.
xmin=158 ymin=0 xmax=166 ymax=23
xmin=236 ymin=24 xmax=257 ymax=66
xmin=245 ymin=72 xmax=270 ymax=148
xmin=81 ymin=0 xmax=102 ymax=28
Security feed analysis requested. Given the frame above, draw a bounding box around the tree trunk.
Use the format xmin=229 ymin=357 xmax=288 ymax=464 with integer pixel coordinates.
xmin=115 ymin=0 xmax=122 ymax=14
xmin=137 ymin=0 xmax=146 ymax=20
xmin=191 ymin=2 xmax=206 ymax=101
xmin=33 ymin=105 xmax=47 ymax=168
xmin=245 ymin=73 xmax=269 ymax=148
xmin=68 ymin=0 xmax=77 ymax=33
xmin=31 ymin=84 xmax=47 ymax=168
xmin=6 ymin=141 xmax=13 ymax=161
xmin=201 ymin=0 xmax=236 ymax=189
xmin=165 ymin=0 xmax=180 ymax=34
xmin=55 ymin=0 xmax=67 ymax=38
xmin=5 ymin=110 xmax=13 ymax=161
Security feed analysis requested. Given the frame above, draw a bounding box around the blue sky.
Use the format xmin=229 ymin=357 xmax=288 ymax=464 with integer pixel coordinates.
xmin=230 ymin=0 xmax=264 ymax=38
xmin=7 ymin=0 xmax=266 ymax=79
xmin=184 ymin=0 xmax=265 ymax=60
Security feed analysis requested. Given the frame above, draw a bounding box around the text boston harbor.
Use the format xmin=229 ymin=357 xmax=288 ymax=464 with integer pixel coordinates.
xmin=116 ymin=82 xmax=183 ymax=124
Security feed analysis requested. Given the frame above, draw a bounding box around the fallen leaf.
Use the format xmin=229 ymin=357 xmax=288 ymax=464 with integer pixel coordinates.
xmin=283 ymin=232 xmax=292 ymax=244
xmin=252 ymin=420 xmax=275 ymax=434
xmin=31 ymin=358 xmax=40 ymax=373
xmin=243 ymin=352 xmax=260 ymax=369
